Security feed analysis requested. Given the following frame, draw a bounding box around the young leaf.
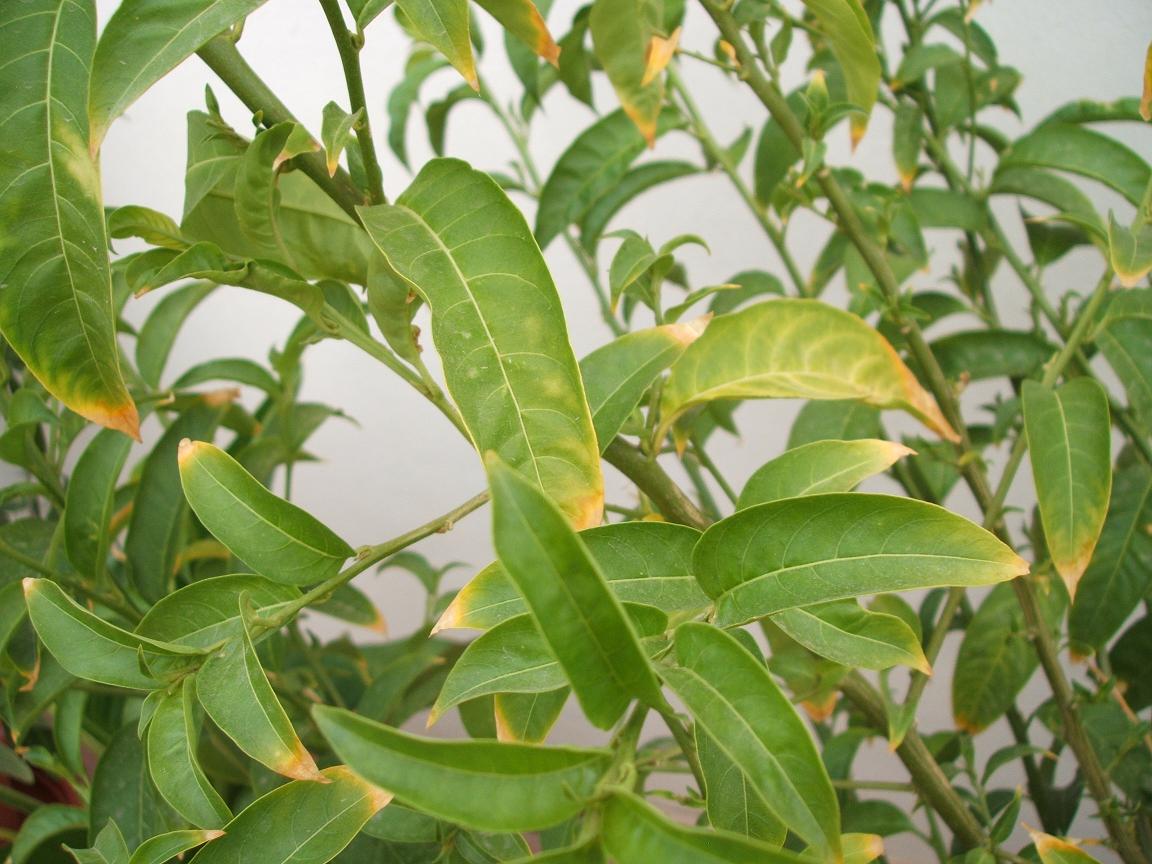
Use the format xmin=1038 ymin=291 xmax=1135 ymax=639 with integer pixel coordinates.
xmin=359 ymin=159 xmax=604 ymax=529
xmin=661 ymin=623 xmax=840 ymax=857
xmin=589 ymin=0 xmax=665 ymax=144
xmin=321 ymin=102 xmax=362 ymax=177
xmin=64 ymin=429 xmax=132 ymax=582
xmin=801 ymin=0 xmax=881 ymax=145
xmin=23 ymin=579 xmax=198 ymax=690
xmin=188 ymin=766 xmax=391 ymax=864
xmin=147 ymin=677 xmax=232 ymax=828
xmin=397 ymin=0 xmax=477 ymax=89
xmin=130 ymin=830 xmax=224 ymax=864
xmin=196 ymin=613 xmax=322 ymax=781
xmin=1095 ymin=289 xmax=1152 ymax=428
xmin=1108 ymin=212 xmax=1152 ymax=287
xmin=494 ymin=689 xmax=569 ymax=743
xmin=178 ymin=440 xmax=354 ymax=586
xmin=0 ymin=0 xmax=139 ymax=439
xmin=580 ymin=321 xmax=705 ymax=450
xmin=695 ymin=494 xmax=1028 ymax=627
xmin=1023 ymin=378 xmax=1112 ymax=599
xmin=475 ymin=0 xmax=559 ymax=63
xmin=601 ymin=792 xmax=808 ymax=864
xmin=737 ymin=439 xmax=914 ymax=509
xmin=771 ymin=600 xmax=930 ymax=673
xmin=314 ymin=705 xmax=613 ymax=831
xmin=659 ymin=300 xmax=957 ymax=444
xmin=487 ymin=456 xmax=665 ymax=728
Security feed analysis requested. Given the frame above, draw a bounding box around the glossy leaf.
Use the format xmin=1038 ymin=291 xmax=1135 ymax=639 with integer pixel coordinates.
xmin=1095 ymin=289 xmax=1152 ymax=428
xmin=802 ymin=0 xmax=881 ymax=144
xmin=136 ymin=574 xmax=298 ymax=649
xmin=397 ymin=0 xmax=477 ymax=89
xmin=196 ymin=613 xmax=322 ymax=780
xmin=1023 ymin=378 xmax=1112 ymax=599
xmin=0 ymin=0 xmax=138 ymax=438
xmin=23 ymin=579 xmax=198 ymax=689
xmin=314 ymin=705 xmax=613 ymax=831
xmin=147 ymin=677 xmax=232 ymax=828
xmin=695 ymin=494 xmax=1028 ymax=627
xmin=738 ymin=439 xmax=913 ymax=509
xmin=772 ymin=600 xmax=929 ymax=673
xmin=579 ymin=321 xmax=705 ymax=450
xmin=359 ymin=159 xmax=603 ymax=528
xmin=475 ymin=0 xmax=559 ymax=63
xmin=487 ymin=457 xmax=664 ymax=728
xmin=659 ymin=300 xmax=956 ymax=444
xmin=589 ymin=0 xmax=665 ymax=144
xmin=189 ymin=766 xmax=391 ymax=864
xmin=662 ymin=623 xmax=840 ymax=856
xmin=130 ymin=830 xmax=224 ymax=864
xmin=64 ymin=428 xmax=132 ymax=582
xmin=179 ymin=440 xmax=354 ymax=585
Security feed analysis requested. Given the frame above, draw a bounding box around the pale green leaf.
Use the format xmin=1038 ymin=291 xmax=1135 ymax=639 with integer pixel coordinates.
xmin=771 ymin=600 xmax=930 ymax=673
xmin=493 ymin=689 xmax=569 ymax=744
xmin=474 ymin=0 xmax=559 ymax=63
xmin=64 ymin=428 xmax=132 ymax=582
xmin=1032 ymin=832 xmax=1106 ymax=864
xmin=696 ymin=727 xmax=785 ymax=844
xmin=589 ymin=0 xmax=666 ymax=144
xmin=802 ymin=0 xmax=881 ymax=144
xmin=136 ymin=574 xmax=298 ymax=649
xmin=1108 ymin=212 xmax=1152 ymax=287
xmin=397 ymin=0 xmax=477 ymax=88
xmin=321 ymin=102 xmax=363 ymax=177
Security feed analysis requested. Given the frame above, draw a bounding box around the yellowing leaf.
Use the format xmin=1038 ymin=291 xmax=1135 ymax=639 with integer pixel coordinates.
xmin=397 ymin=0 xmax=477 ymax=89
xmin=802 ymin=0 xmax=881 ymax=146
xmin=642 ymin=28 xmax=681 ymax=86
xmin=590 ymin=0 xmax=666 ymax=145
xmin=1031 ymin=831 xmax=1106 ymax=864
xmin=475 ymin=0 xmax=560 ymax=65
xmin=1141 ymin=41 xmax=1152 ymax=122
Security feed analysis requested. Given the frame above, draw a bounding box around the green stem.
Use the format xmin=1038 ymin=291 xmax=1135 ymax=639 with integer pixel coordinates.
xmin=317 ymin=0 xmax=387 ymax=204
xmin=831 ymin=779 xmax=917 ymax=793
xmin=690 ymin=437 xmax=738 ymax=505
xmin=655 ymin=704 xmax=705 ymax=792
xmin=603 ymin=439 xmax=710 ymax=530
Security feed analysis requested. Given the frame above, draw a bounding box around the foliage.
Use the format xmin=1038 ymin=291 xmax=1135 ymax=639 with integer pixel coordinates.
xmin=1 ymin=0 xmax=1151 ymax=863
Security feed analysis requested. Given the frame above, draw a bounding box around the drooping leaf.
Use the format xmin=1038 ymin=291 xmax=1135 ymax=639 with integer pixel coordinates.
xmin=314 ymin=705 xmax=614 ymax=831
xmin=196 ymin=613 xmax=322 ymax=781
xmin=659 ymin=300 xmax=956 ymax=444
xmin=1095 ymin=289 xmax=1152 ymax=428
xmin=661 ymin=623 xmax=840 ymax=856
xmin=397 ymin=0 xmax=477 ymax=88
xmin=189 ymin=766 xmax=391 ymax=864
xmin=772 ymin=600 xmax=929 ymax=673
xmin=474 ymin=0 xmax=559 ymax=63
xmin=801 ymin=0 xmax=881 ymax=145
xmin=589 ymin=0 xmax=665 ymax=144
xmin=1023 ymin=378 xmax=1112 ymax=599
xmin=359 ymin=159 xmax=603 ymax=528
xmin=695 ymin=494 xmax=1028 ymax=627
xmin=738 ymin=439 xmax=913 ymax=509
xmin=990 ymin=166 xmax=1103 ymax=236
xmin=64 ymin=429 xmax=132 ymax=582
xmin=0 ymin=0 xmax=138 ymax=438
xmin=487 ymin=456 xmax=664 ymax=728
xmin=179 ymin=440 xmax=354 ymax=585
xmin=109 ymin=205 xmax=189 ymax=249
xmin=172 ymin=357 xmax=281 ymax=396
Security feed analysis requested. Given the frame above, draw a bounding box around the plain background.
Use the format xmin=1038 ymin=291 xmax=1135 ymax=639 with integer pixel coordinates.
xmin=54 ymin=0 xmax=1152 ymax=859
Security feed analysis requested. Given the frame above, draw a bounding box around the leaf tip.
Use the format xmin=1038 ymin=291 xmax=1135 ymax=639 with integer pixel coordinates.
xmin=666 ymin=314 xmax=711 ymax=346
xmin=82 ymin=399 xmax=141 ymax=442
xmin=641 ymin=29 xmax=681 ymax=87
xmin=177 ymin=438 xmax=202 ymax=467
xmin=279 ymin=744 xmax=324 ymax=782
xmin=21 ymin=577 xmax=39 ymax=599
xmin=203 ymin=830 xmax=226 ymax=842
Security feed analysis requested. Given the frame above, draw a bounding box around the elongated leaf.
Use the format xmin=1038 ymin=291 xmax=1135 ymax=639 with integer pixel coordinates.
xmin=990 ymin=166 xmax=1103 ymax=236
xmin=771 ymin=600 xmax=929 ymax=673
xmin=196 ymin=613 xmax=321 ymax=780
xmin=64 ymin=428 xmax=132 ymax=581
xmin=91 ymin=724 xmax=183 ymax=849
xmin=172 ymin=358 xmax=281 ymax=396
xmin=359 ymin=159 xmax=603 ymax=528
xmin=23 ymin=579 xmax=198 ymax=689
xmin=659 ymin=300 xmax=956 ymax=443
xmin=1096 ymin=289 xmax=1152 ymax=428
xmin=189 ymin=766 xmax=391 ymax=864
xmin=738 ymin=439 xmax=913 ymax=509
xmin=1109 ymin=212 xmax=1152 ymax=288
xmin=696 ymin=727 xmax=785 ymax=844
xmin=580 ymin=321 xmax=704 ymax=450
xmin=602 ymin=792 xmax=807 ymax=864
xmin=0 ymin=0 xmax=138 ymax=438
xmin=136 ymin=574 xmax=298 ymax=649
xmin=488 ymin=457 xmax=665 ymax=728
xmin=314 ymin=705 xmax=613 ymax=831
xmin=475 ymin=0 xmax=559 ymax=62
xmin=579 ymin=161 xmax=699 ymax=250
xmin=130 ymin=830 xmax=224 ymax=864
xmin=90 ymin=0 xmax=269 ymax=144
xmin=137 ymin=281 xmax=215 ymax=387
xmin=802 ymin=0 xmax=880 ymax=144
xmin=321 ymin=102 xmax=362 ymax=177
xmin=1069 ymin=450 xmax=1152 ymax=652
xmin=662 ymin=623 xmax=839 ymax=856
xmin=589 ymin=0 xmax=664 ymax=143
xmin=932 ymin=329 xmax=1055 ymax=382
xmin=437 ymin=520 xmax=707 ymax=631
xmin=494 ymin=689 xmax=569 ymax=743
xmin=179 ymin=440 xmax=353 ymax=585
xmin=397 ymin=0 xmax=477 ymax=88
xmin=1023 ymin=379 xmax=1111 ymax=599
xmin=10 ymin=804 xmax=87 ymax=864
xmin=998 ymin=124 xmax=1151 ymax=206
xmin=147 ymin=677 xmax=232 ymax=828
xmin=1031 ymin=832 xmax=1105 ymax=864
xmin=695 ymin=494 xmax=1027 ymax=627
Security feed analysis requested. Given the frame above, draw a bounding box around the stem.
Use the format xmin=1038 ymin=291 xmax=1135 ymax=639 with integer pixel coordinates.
xmin=603 ymin=439 xmax=710 ymax=530
xmin=197 ymin=36 xmax=366 ymax=221
xmin=655 ymin=704 xmax=705 ymax=792
xmin=317 ymin=0 xmax=387 ymax=204
xmin=831 ymin=779 xmax=917 ymax=793
xmin=690 ymin=438 xmax=738 ymax=505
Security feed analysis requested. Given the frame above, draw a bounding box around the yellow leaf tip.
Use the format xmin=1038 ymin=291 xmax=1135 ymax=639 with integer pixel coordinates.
xmin=204 ymin=830 xmax=226 ymax=842
xmin=177 ymin=438 xmax=201 ymax=466
xmin=667 ymin=314 xmax=711 ymax=346
xmin=21 ymin=577 xmax=37 ymax=598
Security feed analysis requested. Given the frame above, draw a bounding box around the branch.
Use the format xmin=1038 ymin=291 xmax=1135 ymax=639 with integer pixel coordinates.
xmin=603 ymin=439 xmax=710 ymax=530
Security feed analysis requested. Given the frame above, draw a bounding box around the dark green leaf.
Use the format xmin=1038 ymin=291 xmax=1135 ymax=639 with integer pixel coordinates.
xmin=64 ymin=429 xmax=132 ymax=582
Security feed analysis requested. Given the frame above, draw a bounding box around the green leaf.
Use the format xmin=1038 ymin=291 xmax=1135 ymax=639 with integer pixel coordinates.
xmin=771 ymin=600 xmax=930 ymax=673
xmin=696 ymin=727 xmax=785 ymax=844
xmin=1023 ymin=378 xmax=1112 ymax=598
xmin=1069 ymin=450 xmax=1152 ymax=652
xmin=931 ymin=329 xmax=1054 ymax=381
xmin=661 ymin=623 xmax=840 ymax=856
xmin=493 ymin=689 xmax=569 ymax=744
xmin=234 ymin=123 xmax=321 ymax=263
xmin=314 ymin=705 xmax=613 ymax=831
xmin=109 ymin=205 xmax=189 ymax=249
xmin=130 ymin=830 xmax=224 ymax=864
xmin=10 ymin=804 xmax=87 ymax=864
xmin=172 ymin=358 xmax=281 ymax=396
xmin=589 ymin=0 xmax=666 ymax=144
xmin=580 ymin=322 xmax=704 ymax=450
xmin=438 ymin=520 xmax=707 ymax=631
xmin=601 ymin=792 xmax=808 ymax=864
xmin=801 ymin=0 xmax=881 ymax=144
xmin=487 ymin=457 xmax=665 ymax=728
xmin=789 ymin=401 xmax=881 ymax=448
xmin=196 ymin=613 xmax=322 ymax=781
xmin=64 ymin=429 xmax=132 ymax=582
xmin=908 ymin=188 xmax=986 ymax=231
xmin=754 ymin=91 xmax=807 ymax=204
xmin=136 ymin=574 xmax=298 ymax=649
xmin=1108 ymin=212 xmax=1152 ymax=287
xmin=738 ymin=439 xmax=913 ymax=509
xmin=136 ymin=282 xmax=215 ymax=388
xmin=892 ymin=43 xmax=963 ymax=89
xmin=189 ymin=766 xmax=391 ymax=864
xmin=578 ymin=161 xmax=699 ymax=251
xmin=998 ymin=124 xmax=1151 ymax=206
xmin=397 ymin=0 xmax=477 ymax=89
xmin=321 ymin=102 xmax=363 ymax=178
xmin=91 ymin=724 xmax=183 ymax=849
xmin=89 ymin=0 xmax=269 ymax=145
xmin=990 ymin=166 xmax=1103 ymax=236
xmin=359 ymin=159 xmax=603 ymax=529
xmin=953 ymin=579 xmax=1063 ymax=733
xmin=695 ymin=494 xmax=1028 ymax=627
xmin=1031 ymin=832 xmax=1105 ymax=864
xmin=659 ymin=300 xmax=957 ymax=444
xmin=0 ymin=0 xmax=138 ymax=439
xmin=474 ymin=0 xmax=559 ymax=63
xmin=178 ymin=440 xmax=354 ymax=585
xmin=1095 ymin=289 xmax=1152 ymax=428
xmin=147 ymin=677 xmax=232 ymax=828
xmin=388 ymin=52 xmax=449 ymax=168
xmin=23 ymin=579 xmax=198 ymax=689
xmin=318 ymin=583 xmax=387 ymax=632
